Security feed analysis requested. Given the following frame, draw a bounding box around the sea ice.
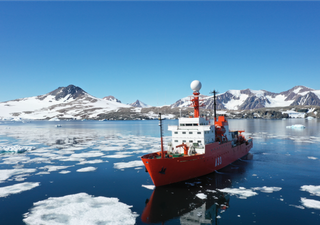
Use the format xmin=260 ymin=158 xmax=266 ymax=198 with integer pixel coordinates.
xmin=76 ymin=159 xmax=104 ymax=165
xmin=0 ymin=182 xmax=40 ymax=198
xmin=286 ymin=124 xmax=305 ymax=129
xmin=0 ymin=145 xmax=35 ymax=154
xmin=23 ymin=193 xmax=138 ymax=225
xmin=301 ymin=198 xmax=320 ymax=210
xmin=142 ymin=185 xmax=155 ymax=190
xmin=39 ymin=165 xmax=72 ymax=172
xmin=252 ymin=186 xmax=282 ymax=193
xmin=301 ymin=185 xmax=320 ymax=197
xmin=307 ymin=156 xmax=318 ymax=160
xmin=0 ymin=168 xmax=36 ymax=183
xmin=114 ymin=160 xmax=144 ymax=170
xmin=196 ymin=193 xmax=207 ymax=199
xmin=76 ymin=167 xmax=97 ymax=172
xmin=218 ymin=188 xmax=258 ymax=199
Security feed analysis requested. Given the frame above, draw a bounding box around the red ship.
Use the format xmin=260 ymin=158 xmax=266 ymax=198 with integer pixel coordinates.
xmin=141 ymin=80 xmax=253 ymax=187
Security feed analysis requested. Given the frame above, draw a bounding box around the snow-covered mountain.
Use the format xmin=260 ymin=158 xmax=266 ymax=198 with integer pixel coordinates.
xmin=129 ymin=100 xmax=150 ymax=108
xmin=0 ymin=85 xmax=130 ymax=120
xmin=102 ymin=95 xmax=121 ymax=103
xmin=170 ymin=86 xmax=320 ymax=110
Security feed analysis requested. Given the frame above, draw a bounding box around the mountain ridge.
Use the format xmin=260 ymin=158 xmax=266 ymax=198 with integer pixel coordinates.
xmin=1 ymin=84 xmax=320 ymax=120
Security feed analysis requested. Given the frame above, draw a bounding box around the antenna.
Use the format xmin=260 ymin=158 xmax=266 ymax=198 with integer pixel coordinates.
xmin=210 ymin=90 xmax=219 ymax=122
xmin=158 ymin=113 xmax=164 ymax=159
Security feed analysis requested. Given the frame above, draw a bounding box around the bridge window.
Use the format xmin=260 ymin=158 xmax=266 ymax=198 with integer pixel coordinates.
xmin=174 ymin=140 xmax=178 ymax=142
xmin=174 ymin=132 xmax=178 ymax=134
xmin=183 ymin=140 xmax=186 ymax=143
xmin=197 ymin=132 xmax=201 ymax=134
xmin=189 ymin=132 xmax=193 ymax=134
xmin=182 ymin=132 xmax=186 ymax=134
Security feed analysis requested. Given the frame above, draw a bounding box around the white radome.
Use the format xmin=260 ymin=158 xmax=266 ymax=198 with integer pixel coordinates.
xmin=190 ymin=80 xmax=202 ymax=92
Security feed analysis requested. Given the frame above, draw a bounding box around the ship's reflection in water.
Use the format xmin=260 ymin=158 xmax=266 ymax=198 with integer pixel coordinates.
xmin=142 ymin=161 xmax=249 ymax=224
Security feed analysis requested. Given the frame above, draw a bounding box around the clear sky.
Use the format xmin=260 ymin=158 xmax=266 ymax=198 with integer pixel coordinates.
xmin=1 ymin=1 xmax=319 ymax=106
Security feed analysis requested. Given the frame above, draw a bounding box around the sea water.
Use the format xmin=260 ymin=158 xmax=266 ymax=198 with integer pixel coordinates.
xmin=0 ymin=119 xmax=320 ymax=225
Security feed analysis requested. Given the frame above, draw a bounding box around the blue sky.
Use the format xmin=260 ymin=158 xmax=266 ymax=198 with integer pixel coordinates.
xmin=1 ymin=1 xmax=319 ymax=106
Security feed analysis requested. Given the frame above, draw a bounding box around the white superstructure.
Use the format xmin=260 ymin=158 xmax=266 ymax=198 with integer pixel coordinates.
xmin=168 ymin=117 xmax=215 ymax=154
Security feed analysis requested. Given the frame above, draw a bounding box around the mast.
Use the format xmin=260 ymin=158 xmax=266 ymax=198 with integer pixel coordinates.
xmin=210 ymin=90 xmax=218 ymax=122
xmin=158 ymin=113 xmax=164 ymax=159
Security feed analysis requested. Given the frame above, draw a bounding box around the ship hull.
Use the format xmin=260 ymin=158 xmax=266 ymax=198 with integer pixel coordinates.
xmin=141 ymin=140 xmax=253 ymax=187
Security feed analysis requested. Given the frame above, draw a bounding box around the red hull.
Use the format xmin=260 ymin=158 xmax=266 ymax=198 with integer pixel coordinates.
xmin=141 ymin=140 xmax=253 ymax=186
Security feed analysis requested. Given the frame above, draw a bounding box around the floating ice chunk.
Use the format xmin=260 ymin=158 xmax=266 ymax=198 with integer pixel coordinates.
xmin=218 ymin=187 xmax=258 ymax=199
xmin=59 ymin=170 xmax=71 ymax=174
xmin=308 ymin=156 xmax=318 ymax=160
xmin=69 ymin=152 xmax=104 ymax=158
xmin=0 ymin=182 xmax=40 ymax=198
xmin=301 ymin=198 xmax=320 ymax=210
xmin=76 ymin=167 xmax=97 ymax=172
xmin=196 ymin=193 xmax=207 ymax=199
xmin=48 ymin=118 xmax=60 ymax=121
xmin=289 ymin=204 xmax=305 ymax=210
xmin=104 ymin=154 xmax=132 ymax=158
xmin=76 ymin=159 xmax=104 ymax=165
xmin=0 ymin=145 xmax=35 ymax=154
xmin=286 ymin=124 xmax=305 ymax=129
xmin=301 ymin=185 xmax=320 ymax=197
xmin=114 ymin=160 xmax=144 ymax=170
xmin=39 ymin=165 xmax=72 ymax=172
xmin=252 ymin=186 xmax=282 ymax=193
xmin=0 ymin=168 xmax=36 ymax=183
xmin=142 ymin=185 xmax=155 ymax=190
xmin=23 ymin=193 xmax=138 ymax=225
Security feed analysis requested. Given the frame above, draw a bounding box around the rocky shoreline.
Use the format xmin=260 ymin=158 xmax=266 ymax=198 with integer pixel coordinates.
xmin=93 ymin=105 xmax=320 ymax=121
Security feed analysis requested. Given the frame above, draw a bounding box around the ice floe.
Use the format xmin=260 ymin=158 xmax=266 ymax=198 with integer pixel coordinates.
xmin=76 ymin=167 xmax=97 ymax=172
xmin=218 ymin=187 xmax=258 ymax=199
xmin=114 ymin=160 xmax=144 ymax=170
xmin=39 ymin=165 xmax=72 ymax=172
xmin=0 ymin=182 xmax=40 ymax=198
xmin=23 ymin=193 xmax=138 ymax=225
xmin=301 ymin=198 xmax=320 ymax=210
xmin=196 ymin=193 xmax=207 ymax=199
xmin=142 ymin=185 xmax=155 ymax=190
xmin=76 ymin=159 xmax=104 ymax=165
xmin=0 ymin=145 xmax=35 ymax=154
xmin=307 ymin=156 xmax=318 ymax=160
xmin=251 ymin=186 xmax=282 ymax=193
xmin=0 ymin=168 xmax=36 ymax=183
xmin=301 ymin=185 xmax=320 ymax=197
xmin=286 ymin=124 xmax=305 ymax=129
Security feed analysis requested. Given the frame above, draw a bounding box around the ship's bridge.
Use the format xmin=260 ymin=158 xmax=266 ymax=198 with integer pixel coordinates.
xmin=168 ymin=117 xmax=215 ymax=153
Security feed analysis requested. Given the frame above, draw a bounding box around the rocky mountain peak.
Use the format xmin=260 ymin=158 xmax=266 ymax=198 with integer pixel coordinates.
xmin=130 ymin=100 xmax=149 ymax=108
xmin=38 ymin=85 xmax=87 ymax=101
xmin=103 ymin=96 xmax=121 ymax=103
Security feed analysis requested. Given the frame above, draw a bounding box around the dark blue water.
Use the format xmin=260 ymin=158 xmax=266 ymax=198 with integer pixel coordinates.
xmin=0 ymin=119 xmax=320 ymax=224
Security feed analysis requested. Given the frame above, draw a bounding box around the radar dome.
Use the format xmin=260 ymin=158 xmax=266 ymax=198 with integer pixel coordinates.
xmin=190 ymin=80 xmax=202 ymax=92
